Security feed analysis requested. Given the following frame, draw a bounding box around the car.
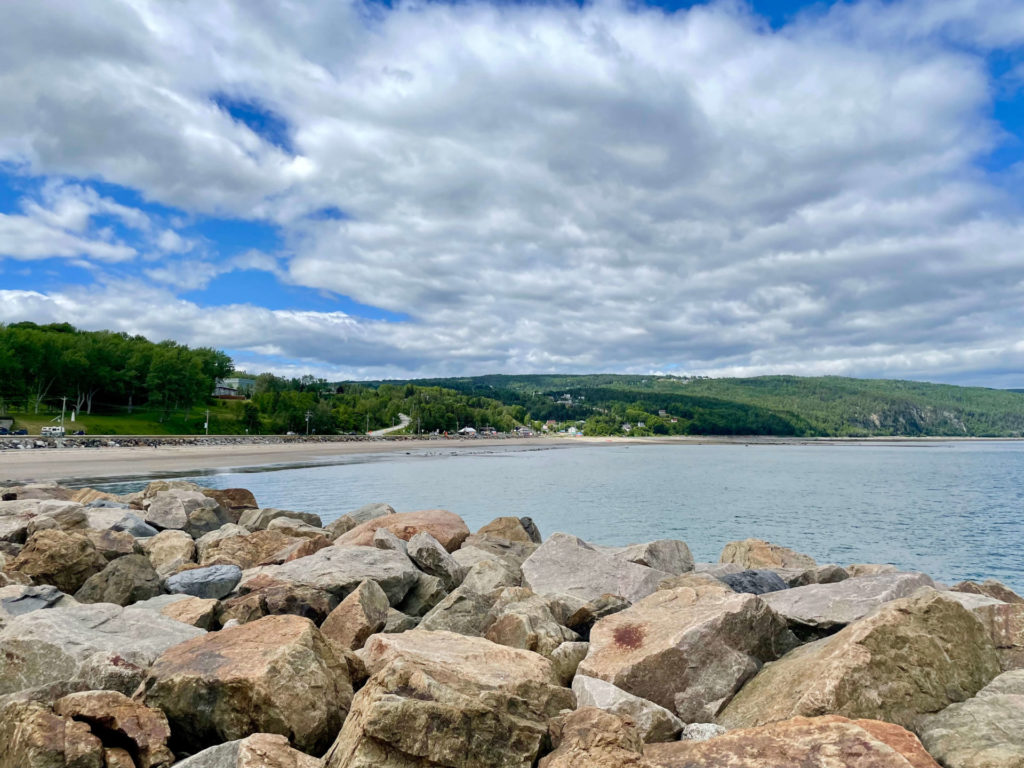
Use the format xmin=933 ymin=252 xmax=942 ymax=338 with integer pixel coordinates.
xmin=0 ymin=428 xmax=8 ymax=435
xmin=13 ymin=429 xmax=27 ymax=435
xmin=73 ymin=429 xmax=86 ymax=435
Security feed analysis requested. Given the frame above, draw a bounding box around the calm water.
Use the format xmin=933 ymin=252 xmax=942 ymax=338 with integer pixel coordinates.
xmin=91 ymin=441 xmax=1024 ymax=593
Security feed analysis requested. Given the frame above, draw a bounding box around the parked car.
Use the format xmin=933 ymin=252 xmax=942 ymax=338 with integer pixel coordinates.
xmin=13 ymin=429 xmax=27 ymax=435
xmin=0 ymin=428 xmax=8 ymax=435
xmin=73 ymin=429 xmax=86 ymax=435
xmin=41 ymin=426 xmax=66 ymax=437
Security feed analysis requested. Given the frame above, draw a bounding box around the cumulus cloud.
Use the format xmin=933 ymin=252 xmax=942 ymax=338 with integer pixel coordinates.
xmin=0 ymin=0 xmax=1023 ymax=383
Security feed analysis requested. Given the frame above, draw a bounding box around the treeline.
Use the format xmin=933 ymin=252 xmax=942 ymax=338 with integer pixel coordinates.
xmin=0 ymin=322 xmax=231 ymax=418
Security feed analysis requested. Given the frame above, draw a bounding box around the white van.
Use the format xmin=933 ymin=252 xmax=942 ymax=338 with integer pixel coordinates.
xmin=41 ymin=426 xmax=65 ymax=437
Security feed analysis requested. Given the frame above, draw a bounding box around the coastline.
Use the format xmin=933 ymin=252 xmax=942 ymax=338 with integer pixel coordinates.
xmin=1 ymin=433 xmax=1018 ymax=484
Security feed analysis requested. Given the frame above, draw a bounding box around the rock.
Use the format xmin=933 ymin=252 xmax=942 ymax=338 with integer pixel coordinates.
xmin=644 ymin=715 xmax=940 ymax=768
xmin=407 ymin=531 xmax=467 ymax=590
xmin=952 ymin=578 xmax=1024 ymax=604
xmin=108 ymin=512 xmax=159 ymax=538
xmin=72 ymin=487 xmax=120 ymax=505
xmin=143 ymin=492 xmax=190 ymax=530
xmin=5 ymin=529 xmax=107 ymax=593
xmin=0 ymin=584 xmax=75 ymax=625
xmin=130 ymin=594 xmax=219 ymax=630
xmin=346 ymin=502 xmax=396 ymax=524
xmin=418 ymin=584 xmax=496 ymax=635
xmin=238 ymin=507 xmax=323 ymax=531
xmin=564 ymin=593 xmax=633 ymax=639
xmin=185 ymin=497 xmax=231 ymax=539
xmin=476 ymin=516 xmax=537 ymax=543
xmin=324 ymin=515 xmax=359 ymax=540
xmin=573 ymin=675 xmax=684 ymax=743
xmin=717 ymin=589 xmax=1001 ymax=730
xmin=693 ymin=562 xmax=743 ymax=578
xmin=846 ymin=563 xmax=898 ymax=577
xmin=719 ymin=569 xmax=789 ymax=595
xmin=54 ymin=689 xmax=173 ymax=768
xmin=609 ymin=540 xmax=695 ymax=576
xmin=522 ymin=533 xmax=671 ymax=610
xmin=658 ymin=571 xmax=735 ymax=594
xmin=277 ymin=534 xmax=331 ymax=562
xmin=944 ymin=591 xmax=1024 ymax=672
xmin=0 ymin=602 xmax=204 ymax=697
xmin=104 ymin=747 xmax=136 ymax=768
xmin=142 ymin=614 xmax=352 ymax=755
xmin=719 ymin=538 xmax=817 ymax=570
xmin=0 ymin=699 xmax=104 ymax=768
xmin=679 ymin=723 xmax=726 ymax=741
xmin=172 ymin=733 xmax=321 ymax=768
xmin=239 ymin=545 xmax=418 ymax=604
xmin=777 ymin=564 xmax=850 ymax=587
xmin=462 ymin=558 xmax=519 ymax=593
xmin=83 ymin=529 xmax=137 ymax=561
xmin=74 ymin=554 xmax=162 ymax=606
xmin=917 ymin=669 xmax=1024 ymax=768
xmin=577 ymin=583 xmax=797 ymax=722
xmin=199 ymin=529 xmax=303 ymax=569
xmin=484 ymin=587 xmax=580 ymax=657
xmin=266 ymin=516 xmax=326 ymax=539
xmin=760 ymin=571 xmax=937 ymax=636
xmin=141 ymin=530 xmax=197 ymax=576
xmin=201 ymin=488 xmax=259 ymax=522
xmin=519 ymin=517 xmax=542 ymax=543
xmin=166 ymin=564 xmax=241 ymax=599
xmin=540 ymin=707 xmax=648 ymax=768
xmin=551 ymin=640 xmax=589 ymax=685
xmin=194 ymin=524 xmax=249 ymax=559
xmin=217 ymin=575 xmax=337 ymax=626
xmin=395 ymin=571 xmax=447 ymax=617
xmin=323 ymin=630 xmax=574 ymax=768
xmin=320 ymin=579 xmax=389 ymax=651
xmin=383 ymin=607 xmax=418 ymax=633
xmin=142 ymin=480 xmax=202 ymax=500
xmin=454 ymin=534 xmax=537 ymax=571
xmin=371 ymin=526 xmax=408 ymax=554
xmin=334 ymin=508 xmax=470 ymax=552
xmin=25 ymin=503 xmax=87 ymax=536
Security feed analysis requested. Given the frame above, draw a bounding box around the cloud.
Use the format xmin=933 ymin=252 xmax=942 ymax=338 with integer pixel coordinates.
xmin=1 ymin=0 xmax=1023 ymax=384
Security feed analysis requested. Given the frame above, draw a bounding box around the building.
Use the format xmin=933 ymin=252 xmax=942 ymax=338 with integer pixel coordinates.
xmin=218 ymin=377 xmax=256 ymax=394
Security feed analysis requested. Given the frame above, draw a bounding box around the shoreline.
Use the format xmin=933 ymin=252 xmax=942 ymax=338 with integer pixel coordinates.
xmin=1 ymin=433 xmax=1020 ymax=484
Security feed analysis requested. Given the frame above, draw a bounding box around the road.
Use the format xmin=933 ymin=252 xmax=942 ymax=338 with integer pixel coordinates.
xmin=368 ymin=412 xmax=411 ymax=436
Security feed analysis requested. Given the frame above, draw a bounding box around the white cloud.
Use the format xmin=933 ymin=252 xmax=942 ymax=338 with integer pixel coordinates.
xmin=1 ymin=0 xmax=1023 ymax=383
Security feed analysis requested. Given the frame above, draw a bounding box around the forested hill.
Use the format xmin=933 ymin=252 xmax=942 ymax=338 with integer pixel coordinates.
xmin=358 ymin=374 xmax=1024 ymax=437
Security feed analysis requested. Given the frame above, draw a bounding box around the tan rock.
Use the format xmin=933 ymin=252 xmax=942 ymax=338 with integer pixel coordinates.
xmin=578 ymin=584 xmax=797 ymax=721
xmin=719 ymin=538 xmax=816 ymax=570
xmin=717 ymin=589 xmax=1001 ymax=730
xmin=216 ymin=574 xmax=337 ymax=626
xmin=83 ymin=529 xmax=137 ymax=561
xmin=453 ymin=534 xmax=537 ymax=572
xmin=131 ymin=594 xmax=219 ymax=630
xmin=952 ymin=578 xmax=1024 ymax=604
xmin=0 ymin=699 xmax=104 ymax=768
xmin=320 ymin=579 xmax=389 ymax=651
xmin=71 ymin=488 xmax=120 ymax=505
xmin=541 ymin=707 xmax=650 ymax=768
xmin=174 ymin=733 xmax=321 ymax=767
xmin=278 ymin=534 xmax=331 ymax=563
xmin=103 ymin=747 xmax=136 ymax=768
xmin=141 ymin=530 xmax=196 ymax=577
xmin=333 ymin=509 xmax=470 ymax=552
xmin=200 ymin=529 xmax=304 ymax=569
xmin=324 ymin=630 xmax=574 ymax=768
xmin=644 ymin=715 xmax=939 ymax=768
xmin=266 ymin=516 xmax=327 ymax=539
xmin=324 ymin=515 xmax=359 ymax=540
xmin=142 ymin=614 xmax=352 ymax=754
xmin=572 ymin=675 xmax=684 ymax=743
xmin=477 ymin=516 xmax=537 ymax=543
xmin=74 ymin=554 xmax=162 ymax=607
xmin=847 ymin=563 xmax=898 ymax=577
xmin=54 ymin=690 xmax=173 ymax=768
xmin=484 ymin=586 xmax=580 ymax=658
xmin=201 ymin=488 xmax=258 ymax=522
xmin=238 ymin=507 xmax=323 ymax=531
xmin=5 ymin=529 xmax=107 ymax=593
xmin=947 ymin=593 xmax=1024 ymax=671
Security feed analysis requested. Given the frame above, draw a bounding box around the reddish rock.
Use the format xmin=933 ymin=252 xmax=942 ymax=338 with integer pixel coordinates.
xmin=202 ymin=488 xmax=259 ymax=522
xmin=952 ymin=578 xmax=1024 ymax=604
xmin=54 ymin=690 xmax=174 ymax=768
xmin=333 ymin=509 xmax=470 ymax=552
xmin=320 ymin=579 xmax=388 ymax=651
xmin=477 ymin=516 xmax=538 ymax=544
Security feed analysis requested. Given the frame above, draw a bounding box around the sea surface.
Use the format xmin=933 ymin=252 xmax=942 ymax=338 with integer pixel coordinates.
xmin=91 ymin=441 xmax=1024 ymax=593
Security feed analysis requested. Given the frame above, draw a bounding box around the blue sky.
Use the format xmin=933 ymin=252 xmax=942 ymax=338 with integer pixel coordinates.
xmin=1 ymin=0 xmax=1023 ymax=384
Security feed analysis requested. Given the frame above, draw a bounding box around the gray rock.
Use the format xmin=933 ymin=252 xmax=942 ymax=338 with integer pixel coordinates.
xmin=239 ymin=545 xmax=418 ymax=604
xmin=383 ymin=607 xmax=418 ymax=633
xmin=407 ymin=531 xmax=466 ymax=591
xmin=372 ymin=526 xmax=408 ymax=555
xmin=185 ymin=498 xmax=231 ymax=539
xmin=0 ymin=602 xmax=204 ymax=697
xmin=461 ymin=558 xmax=519 ymax=594
xmin=694 ymin=562 xmax=743 ymax=578
xmin=760 ymin=571 xmax=936 ymax=634
xmin=324 ymin=515 xmax=358 ymax=540
xmin=719 ymin=569 xmax=789 ymax=595
xmin=166 ymin=564 xmax=242 ymax=599
xmin=396 ymin=571 xmax=447 ymax=617
xmin=918 ymin=669 xmax=1024 ymax=768
xmin=111 ymin=512 xmax=159 ymax=538
xmin=550 ymin=641 xmax=589 ymax=686
xmin=608 ymin=539 xmax=694 ymax=576
xmin=419 ymin=585 xmax=496 ymax=635
xmin=25 ymin=504 xmax=87 ymax=536
xmin=143 ymin=492 xmax=189 ymax=530
xmin=238 ymin=507 xmax=323 ymax=531
xmin=522 ymin=533 xmax=671 ymax=610
xmin=452 ymin=534 xmax=537 ymax=571
xmin=484 ymin=587 xmax=580 ymax=658
xmin=572 ymin=674 xmax=683 ymax=743
xmin=519 ymin=516 xmax=542 ymax=544
xmin=774 ymin=564 xmax=850 ymax=587
xmin=266 ymin=516 xmax=325 ymax=539
xmin=74 ymin=554 xmax=162 ymax=606
xmin=680 ymin=722 xmax=728 ymax=741
xmin=347 ymin=502 xmax=396 ymax=524
xmin=142 ymin=529 xmax=197 ymax=577
xmin=194 ymin=523 xmax=249 ymax=559
xmin=170 ymin=733 xmax=319 ymax=768
xmin=84 ymin=499 xmax=130 ymax=509
xmin=0 ymin=584 xmax=75 ymax=624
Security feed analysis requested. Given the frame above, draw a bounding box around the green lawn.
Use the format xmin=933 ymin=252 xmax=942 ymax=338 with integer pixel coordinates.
xmin=2 ymin=401 xmax=246 ymax=436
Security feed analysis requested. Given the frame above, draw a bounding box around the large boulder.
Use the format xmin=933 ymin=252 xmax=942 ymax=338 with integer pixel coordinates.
xmin=334 ymin=509 xmax=470 ymax=552
xmin=522 ymin=533 xmax=670 ymax=610
xmin=199 ymin=529 xmax=312 ymax=569
xmin=130 ymin=593 xmax=219 ymax=630
xmin=217 ymin=573 xmax=338 ymax=626
xmin=540 ymin=707 xmax=648 ymax=768
xmin=201 ymin=488 xmax=259 ymax=522
xmin=0 ymin=700 xmax=104 ymax=768
xmin=238 ymin=545 xmax=419 ymax=605
xmin=917 ymin=669 xmax=1024 ymax=768
xmin=719 ymin=538 xmax=816 ymax=570
xmin=345 ymin=502 xmax=396 ymax=525
xmin=238 ymin=507 xmax=323 ymax=532
xmin=760 ymin=571 xmax=936 ymax=636
xmin=476 ymin=516 xmax=539 ymax=544
xmin=0 ymin=584 xmax=75 ymax=626
xmin=407 ymin=531 xmax=466 ymax=590
xmin=484 ymin=587 xmax=580 ymax=658
xmin=320 ymin=579 xmax=389 ymax=651
xmin=718 ymin=589 xmax=1001 ymax=730
xmin=184 ymin=497 xmax=232 ymax=539
xmin=53 ymin=690 xmax=174 ymax=768
xmin=4 ymin=529 xmax=108 ymax=593
xmin=166 ymin=564 xmax=242 ymax=599
xmin=608 ymin=540 xmax=694 ymax=576
xmin=266 ymin=516 xmax=326 ymax=539
xmin=578 ymin=583 xmax=796 ymax=721
xmin=143 ymin=491 xmax=191 ymax=530
xmin=951 ymin=579 xmax=1023 ymax=604
xmin=0 ymin=602 xmax=204 ymax=697
xmin=419 ymin=585 xmax=496 ymax=635
xmin=454 ymin=534 xmax=538 ymax=571
xmin=572 ymin=675 xmax=683 ymax=743
xmin=142 ymin=614 xmax=352 ymax=755
xmin=462 ymin=558 xmax=519 ymax=594
xmin=83 ymin=529 xmax=138 ymax=561
xmin=322 ymin=631 xmax=574 ymax=768
xmin=719 ymin=569 xmax=789 ymax=595
xmin=644 ymin=715 xmax=940 ymax=768
xmin=74 ymin=554 xmax=162 ymax=606
xmin=943 ymin=591 xmax=1024 ymax=672
xmin=141 ymin=530 xmax=197 ymax=576
xmin=172 ymin=733 xmax=320 ymax=768
xmin=396 ymin=571 xmax=448 ymax=617
xmin=194 ymin=524 xmax=249 ymax=560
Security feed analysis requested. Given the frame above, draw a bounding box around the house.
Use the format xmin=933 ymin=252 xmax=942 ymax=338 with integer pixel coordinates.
xmin=658 ymin=409 xmax=668 ymax=417
xmin=621 ymin=423 xmax=632 ymax=432
xmin=212 ymin=384 xmax=241 ymax=398
xmin=515 ymin=426 xmax=534 ymax=436
xmin=218 ymin=377 xmax=256 ymax=394
xmin=458 ymin=426 xmax=477 ymax=435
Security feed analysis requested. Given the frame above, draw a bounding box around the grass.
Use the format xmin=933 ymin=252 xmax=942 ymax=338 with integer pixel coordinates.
xmin=2 ymin=400 xmax=246 ymax=436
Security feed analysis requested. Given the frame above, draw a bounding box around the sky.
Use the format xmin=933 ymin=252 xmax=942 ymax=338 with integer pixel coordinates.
xmin=1 ymin=0 xmax=1023 ymax=386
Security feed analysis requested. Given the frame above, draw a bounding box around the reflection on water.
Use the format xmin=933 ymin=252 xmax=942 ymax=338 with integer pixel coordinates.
xmin=92 ymin=441 xmax=1024 ymax=593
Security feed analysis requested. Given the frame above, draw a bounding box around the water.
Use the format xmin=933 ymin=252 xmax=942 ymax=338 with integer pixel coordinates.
xmin=91 ymin=441 xmax=1024 ymax=594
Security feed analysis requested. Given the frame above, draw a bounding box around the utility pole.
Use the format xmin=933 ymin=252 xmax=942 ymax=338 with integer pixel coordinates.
xmin=60 ymin=396 xmax=67 ymax=432
xmin=305 ymin=410 xmax=312 ymax=435
xmin=205 ymin=409 xmax=210 ymax=435
xmin=366 ymin=413 xmax=369 ymax=434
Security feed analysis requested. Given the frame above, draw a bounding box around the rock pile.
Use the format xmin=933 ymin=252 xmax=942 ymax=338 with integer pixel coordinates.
xmin=0 ymin=479 xmax=1021 ymax=767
